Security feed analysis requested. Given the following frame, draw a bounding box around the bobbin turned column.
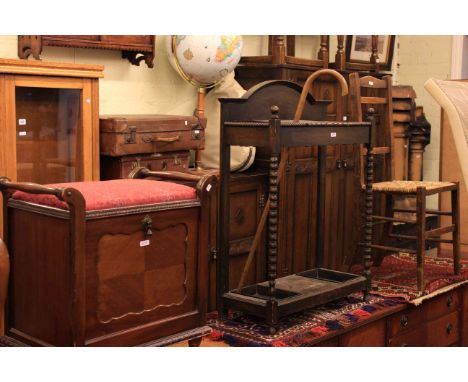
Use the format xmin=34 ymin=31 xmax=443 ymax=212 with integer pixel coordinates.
xmin=363 ymin=108 xmax=375 ymax=298
xmin=370 ymin=35 xmax=380 ymax=73
xmin=317 ymin=36 xmax=330 ymax=68
xmin=334 ymin=35 xmax=345 ymax=71
xmin=266 ymin=106 xmax=281 ymax=331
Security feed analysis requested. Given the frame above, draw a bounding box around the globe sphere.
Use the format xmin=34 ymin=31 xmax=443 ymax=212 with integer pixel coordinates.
xmin=166 ymin=35 xmax=243 ymax=88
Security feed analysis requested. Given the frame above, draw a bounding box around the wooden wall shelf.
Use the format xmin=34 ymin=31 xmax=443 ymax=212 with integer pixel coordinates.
xmin=18 ymin=35 xmax=155 ymax=68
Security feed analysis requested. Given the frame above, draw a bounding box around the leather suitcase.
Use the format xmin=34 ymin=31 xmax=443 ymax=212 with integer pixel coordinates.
xmin=100 ymin=151 xmax=191 ymax=180
xmin=100 ymin=114 xmax=205 ymax=156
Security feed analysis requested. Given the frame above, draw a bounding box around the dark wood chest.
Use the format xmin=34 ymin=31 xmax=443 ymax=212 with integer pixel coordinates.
xmin=1 ymin=177 xmax=213 ymax=346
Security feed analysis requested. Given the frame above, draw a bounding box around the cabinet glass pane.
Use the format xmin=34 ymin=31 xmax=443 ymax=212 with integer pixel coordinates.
xmin=15 ymin=87 xmax=81 ymax=183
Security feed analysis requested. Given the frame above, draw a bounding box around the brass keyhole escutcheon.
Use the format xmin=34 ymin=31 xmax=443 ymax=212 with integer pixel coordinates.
xmin=446 ymin=295 xmax=453 ymax=307
xmin=400 ymin=314 xmax=408 ymax=327
xmin=142 ymin=215 xmax=153 ymax=237
xmin=446 ymin=322 xmax=453 ymax=335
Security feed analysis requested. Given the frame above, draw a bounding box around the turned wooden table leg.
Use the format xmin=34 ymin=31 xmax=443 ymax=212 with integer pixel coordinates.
xmin=0 ymin=239 xmax=10 ymax=336
xmin=416 ymin=187 xmax=427 ymax=293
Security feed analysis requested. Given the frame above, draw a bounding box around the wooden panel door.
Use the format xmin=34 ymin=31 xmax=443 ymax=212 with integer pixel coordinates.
xmin=338 ymin=143 xmax=362 ymax=270
xmin=208 ymin=173 xmax=267 ymax=311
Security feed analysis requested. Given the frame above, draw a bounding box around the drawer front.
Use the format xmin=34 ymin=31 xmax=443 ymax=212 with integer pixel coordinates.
xmin=339 ymin=319 xmax=386 ymax=346
xmin=388 ymin=291 xmax=460 ymax=338
xmin=389 ymin=311 xmax=459 ymax=347
xmin=426 ymin=311 xmax=459 ymax=346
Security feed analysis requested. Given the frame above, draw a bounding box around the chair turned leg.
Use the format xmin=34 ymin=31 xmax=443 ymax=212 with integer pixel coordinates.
xmin=0 ymin=239 xmax=10 ymax=336
xmin=416 ymin=187 xmax=426 ymax=294
xmin=373 ymin=193 xmax=393 ymax=267
xmin=451 ymin=183 xmax=461 ymax=275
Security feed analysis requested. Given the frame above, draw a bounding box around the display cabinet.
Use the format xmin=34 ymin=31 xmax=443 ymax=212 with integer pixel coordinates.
xmin=0 ymin=58 xmax=103 ymax=235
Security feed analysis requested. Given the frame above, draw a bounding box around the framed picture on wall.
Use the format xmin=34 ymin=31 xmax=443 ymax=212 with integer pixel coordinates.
xmin=346 ymin=35 xmax=396 ymax=71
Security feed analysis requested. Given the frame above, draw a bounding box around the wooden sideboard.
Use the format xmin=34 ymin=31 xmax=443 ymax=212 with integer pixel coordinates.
xmin=313 ymin=284 xmax=468 ymax=346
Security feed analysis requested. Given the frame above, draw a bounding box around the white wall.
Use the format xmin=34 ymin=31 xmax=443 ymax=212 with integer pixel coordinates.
xmin=0 ymin=35 xmax=198 ymax=116
xmin=394 ymin=35 xmax=452 ymax=188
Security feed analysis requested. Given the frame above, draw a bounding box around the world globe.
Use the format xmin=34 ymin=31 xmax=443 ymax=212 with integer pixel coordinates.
xmin=166 ymin=35 xmax=243 ymax=88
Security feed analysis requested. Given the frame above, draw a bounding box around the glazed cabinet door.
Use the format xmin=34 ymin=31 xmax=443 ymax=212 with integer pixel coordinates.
xmin=0 ymin=74 xmax=99 ymax=237
xmin=1 ymin=75 xmax=98 ymax=184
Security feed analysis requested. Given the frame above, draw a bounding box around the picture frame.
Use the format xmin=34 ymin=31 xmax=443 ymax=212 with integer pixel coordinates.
xmin=345 ymin=35 xmax=396 ymax=71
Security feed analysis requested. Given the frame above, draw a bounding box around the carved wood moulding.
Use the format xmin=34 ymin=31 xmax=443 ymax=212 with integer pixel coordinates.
xmin=18 ymin=35 xmax=155 ymax=68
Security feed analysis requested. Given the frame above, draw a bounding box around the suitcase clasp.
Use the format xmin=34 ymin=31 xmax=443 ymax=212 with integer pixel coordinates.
xmin=191 ymin=128 xmax=201 ymax=140
xmin=124 ymin=127 xmax=137 ymax=144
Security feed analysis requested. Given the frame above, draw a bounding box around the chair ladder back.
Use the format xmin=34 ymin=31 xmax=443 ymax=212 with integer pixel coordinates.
xmin=349 ymin=72 xmax=395 ymax=182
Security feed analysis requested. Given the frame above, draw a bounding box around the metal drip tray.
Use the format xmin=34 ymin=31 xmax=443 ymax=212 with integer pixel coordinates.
xmin=236 ymin=284 xmax=299 ymax=301
xmin=296 ymin=268 xmax=360 ymax=283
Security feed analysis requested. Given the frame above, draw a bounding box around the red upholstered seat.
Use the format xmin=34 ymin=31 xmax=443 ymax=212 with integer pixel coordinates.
xmin=12 ymin=179 xmax=197 ymax=211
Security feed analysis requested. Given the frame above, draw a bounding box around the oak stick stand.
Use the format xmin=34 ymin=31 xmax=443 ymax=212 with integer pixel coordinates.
xmin=217 ymin=81 xmax=375 ymax=332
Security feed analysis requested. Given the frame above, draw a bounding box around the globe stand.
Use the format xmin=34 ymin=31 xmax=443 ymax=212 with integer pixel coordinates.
xmin=195 ymin=87 xmax=206 ymax=170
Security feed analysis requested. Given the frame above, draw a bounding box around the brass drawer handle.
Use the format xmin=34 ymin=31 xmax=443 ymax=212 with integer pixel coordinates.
xmin=447 ymin=296 xmax=453 ymax=307
xmin=446 ymin=323 xmax=453 ymax=335
xmin=400 ymin=314 xmax=408 ymax=327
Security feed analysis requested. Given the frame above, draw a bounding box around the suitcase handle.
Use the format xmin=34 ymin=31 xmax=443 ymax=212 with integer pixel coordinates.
xmin=142 ymin=135 xmax=180 ymax=143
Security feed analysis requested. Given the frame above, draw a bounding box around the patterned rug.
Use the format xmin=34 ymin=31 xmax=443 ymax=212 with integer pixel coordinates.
xmin=352 ymin=253 xmax=468 ymax=303
xmin=207 ymin=295 xmax=402 ymax=347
